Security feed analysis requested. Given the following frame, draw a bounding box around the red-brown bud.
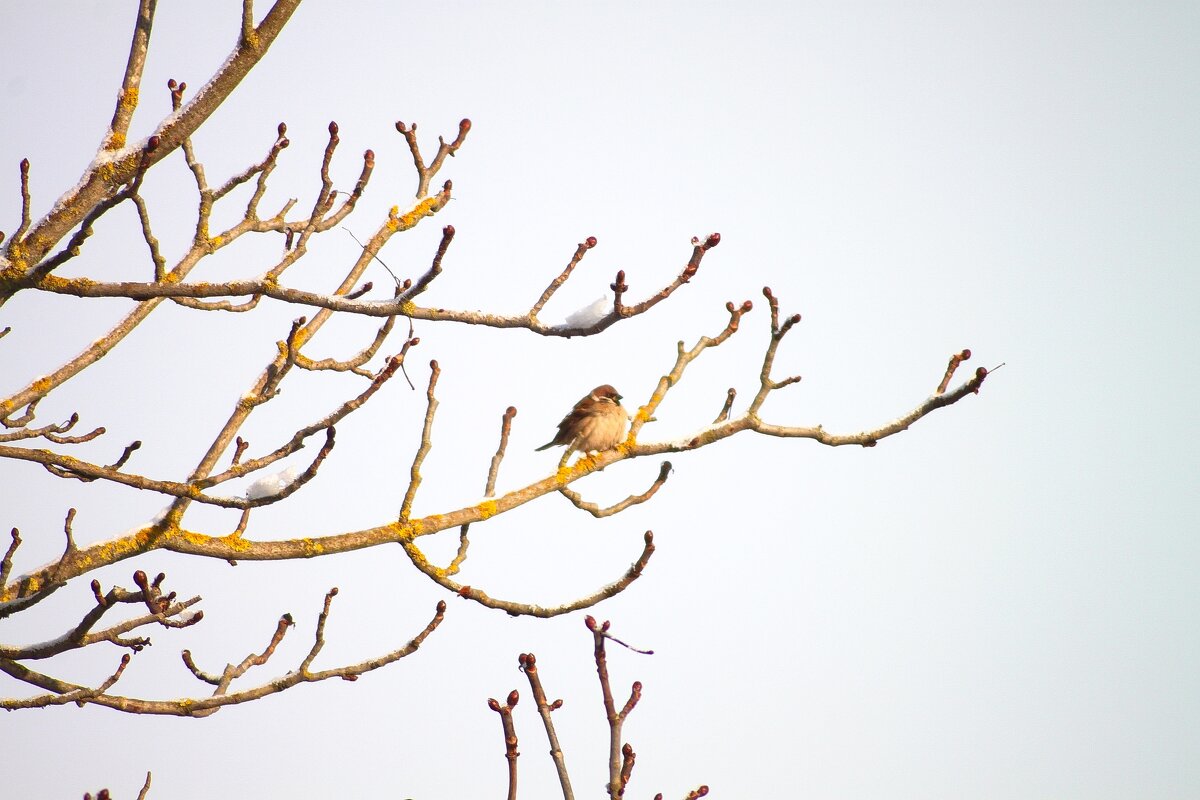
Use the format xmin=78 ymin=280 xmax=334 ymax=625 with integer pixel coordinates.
xmin=278 ymin=122 xmax=287 ymax=137
xmin=443 ymin=179 xmax=453 ymax=192
xmin=279 ymin=138 xmax=290 ymax=149
xmin=704 ymin=232 xmax=721 ymax=249
xmin=505 ymin=406 xmax=517 ymax=417
xmin=443 ymin=224 xmax=455 ymax=237
xmin=790 ymin=313 xmax=802 ymax=324
xmin=430 ymin=359 xmax=439 ymax=369
xmin=145 ymin=135 xmax=160 ymax=152
xmin=395 ymin=120 xmax=408 ymax=133
xmin=741 ymin=300 xmax=754 ymax=312
xmin=458 ymin=118 xmax=472 ymax=135
xmin=488 ymin=698 xmax=501 ymax=711
xmin=329 ymin=587 xmax=339 ymax=597
xmin=133 ymin=570 xmax=147 ymax=585
xmin=726 ymin=301 xmax=735 ymax=312
xmin=585 ymin=615 xmax=598 ymax=631
xmin=178 ymin=81 xmax=187 ymax=93
xmin=961 ymin=348 xmax=972 ymax=360
xmin=457 ymin=585 xmax=472 ymax=597
xmin=762 ymin=286 xmax=774 ymax=299
xmin=409 ymin=337 xmax=420 ymax=346
xmin=696 ymin=787 xmax=709 ymax=796
xmin=328 ymin=121 xmax=339 ymax=135
xmin=585 ymin=236 xmax=598 ymax=249
xmin=364 ymin=148 xmax=374 ymax=163
xmin=623 ymin=743 xmax=634 ymax=756
xmin=168 ymin=78 xmax=178 ymax=90
xmin=644 ymin=530 xmax=654 ymax=543
xmin=976 ymin=366 xmax=987 ymax=378
xmin=631 ymin=680 xmax=642 ymax=692
xmin=436 ymin=600 xmax=447 ymax=612
xmin=20 ymin=158 xmax=29 ymax=174
xmin=602 ymin=620 xmax=611 ymax=632
xmin=550 ymin=699 xmax=563 ymax=710
xmin=507 ymin=690 xmax=519 ymax=707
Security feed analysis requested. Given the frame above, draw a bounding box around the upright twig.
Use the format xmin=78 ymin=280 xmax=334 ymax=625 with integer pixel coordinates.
xmin=488 ymin=690 xmax=521 ymax=800
xmin=449 ymin=405 xmax=517 ymax=575
xmin=104 ymin=0 xmax=157 ymax=151
xmin=586 ymin=616 xmax=651 ymax=799
xmin=400 ymin=361 xmax=440 ymax=520
xmin=518 ymin=652 xmax=574 ymax=800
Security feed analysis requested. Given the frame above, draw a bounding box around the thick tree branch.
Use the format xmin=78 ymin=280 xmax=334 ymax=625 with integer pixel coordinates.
xmin=0 ymin=0 xmax=301 ymax=286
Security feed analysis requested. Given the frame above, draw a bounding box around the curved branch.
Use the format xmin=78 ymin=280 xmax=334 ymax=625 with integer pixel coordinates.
xmin=401 ymin=531 xmax=655 ymax=618
xmin=559 ymin=461 xmax=672 ymax=518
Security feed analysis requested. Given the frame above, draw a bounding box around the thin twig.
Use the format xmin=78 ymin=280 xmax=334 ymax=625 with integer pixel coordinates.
xmin=487 ymin=690 xmax=521 ymax=800
xmin=400 ymin=361 xmax=440 ymax=520
xmin=519 ymin=653 xmax=574 ymax=800
xmin=559 ymin=461 xmax=672 ymax=518
xmin=937 ymin=348 xmax=972 ymax=395
xmin=402 ymin=531 xmax=655 ymax=618
xmin=531 ymin=237 xmax=597 ymax=318
xmin=449 ymin=405 xmax=516 ymax=575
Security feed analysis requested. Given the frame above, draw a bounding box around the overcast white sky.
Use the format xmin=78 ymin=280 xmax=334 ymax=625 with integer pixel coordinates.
xmin=1 ymin=2 xmax=1197 ymax=798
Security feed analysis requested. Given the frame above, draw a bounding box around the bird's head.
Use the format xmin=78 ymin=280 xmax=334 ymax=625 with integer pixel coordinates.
xmin=590 ymin=384 xmax=622 ymax=405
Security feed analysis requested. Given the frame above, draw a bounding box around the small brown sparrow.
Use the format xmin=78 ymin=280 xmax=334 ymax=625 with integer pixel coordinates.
xmin=536 ymin=384 xmax=629 ymax=456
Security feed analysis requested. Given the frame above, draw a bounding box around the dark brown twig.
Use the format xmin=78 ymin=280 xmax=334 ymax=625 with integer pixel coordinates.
xmin=586 ymin=616 xmax=649 ymax=799
xmin=400 ymin=224 xmax=456 ymax=302
xmin=488 ymin=690 xmax=521 ymax=800
xmin=15 ymin=159 xmax=32 ymax=241
xmin=0 ymin=528 xmax=19 ymax=588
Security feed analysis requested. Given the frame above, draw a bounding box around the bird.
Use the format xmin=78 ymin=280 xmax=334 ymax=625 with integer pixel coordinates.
xmin=536 ymin=384 xmax=629 ymax=456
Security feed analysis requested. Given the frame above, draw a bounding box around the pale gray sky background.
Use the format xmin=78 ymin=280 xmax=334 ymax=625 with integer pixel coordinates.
xmin=1 ymin=2 xmax=1197 ymax=798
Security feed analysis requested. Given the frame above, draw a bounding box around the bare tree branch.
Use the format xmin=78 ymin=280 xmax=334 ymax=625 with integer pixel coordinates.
xmin=487 ymin=689 xmax=521 ymax=800
xmin=0 ymin=0 xmax=302 ymax=288
xmin=1 ymin=595 xmax=446 ymax=715
xmin=518 ymin=652 xmax=574 ymax=800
